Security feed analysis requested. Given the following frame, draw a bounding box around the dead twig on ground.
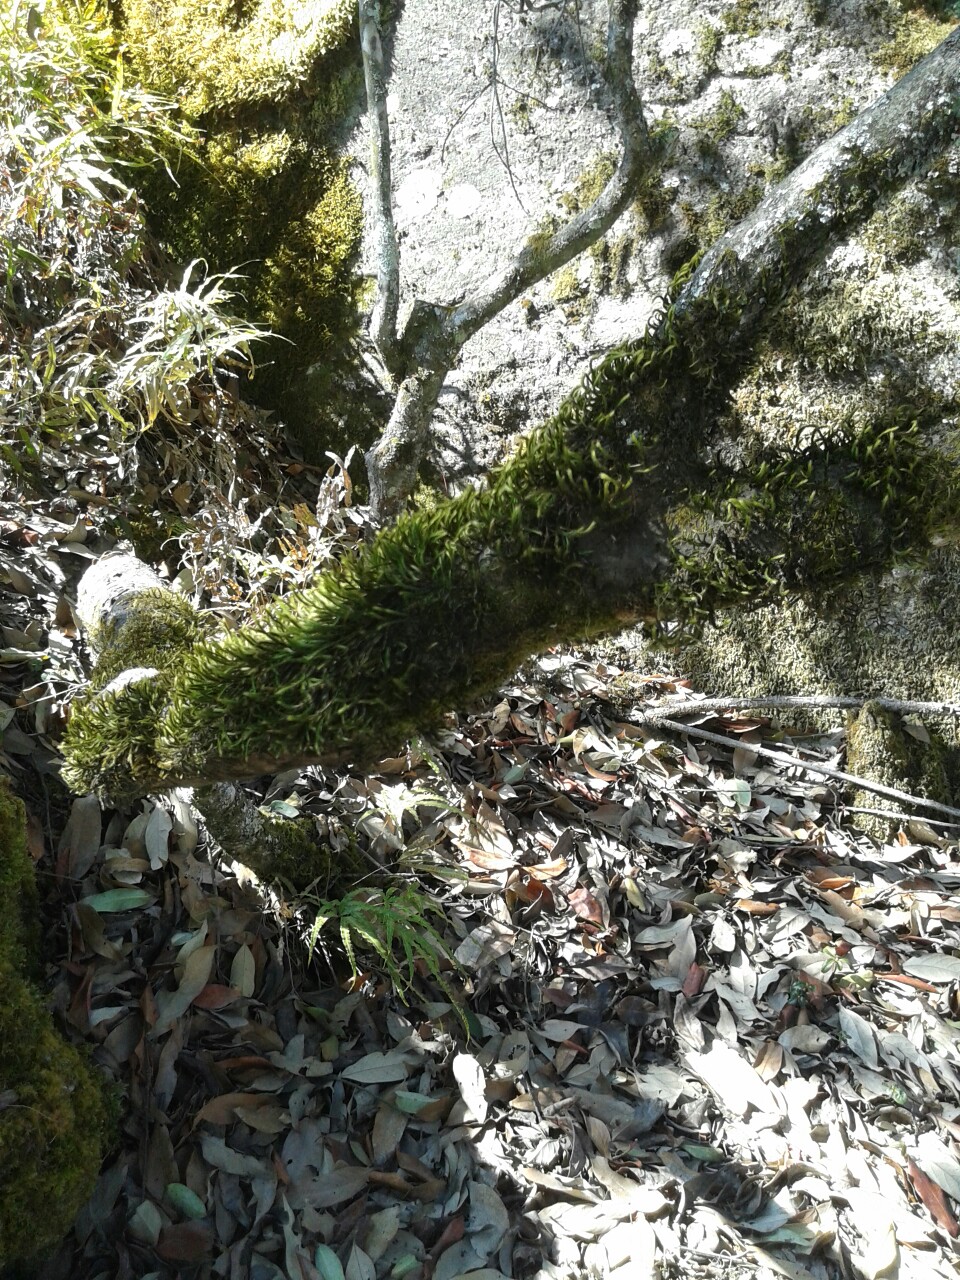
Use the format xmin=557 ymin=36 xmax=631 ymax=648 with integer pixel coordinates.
xmin=642 ymin=715 xmax=960 ymax=822
xmin=639 ymin=694 xmax=960 ymax=723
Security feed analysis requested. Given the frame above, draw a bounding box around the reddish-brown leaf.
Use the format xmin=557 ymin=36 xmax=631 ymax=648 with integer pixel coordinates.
xmin=908 ymin=1159 xmax=960 ymax=1237
xmin=155 ymin=1222 xmax=214 ymax=1262
xmin=192 ymin=983 xmax=241 ymax=1010
xmin=431 ymin=1215 xmax=465 ymax=1257
xmin=682 ymin=963 xmax=708 ymax=997
xmin=568 ymin=886 xmax=603 ymax=924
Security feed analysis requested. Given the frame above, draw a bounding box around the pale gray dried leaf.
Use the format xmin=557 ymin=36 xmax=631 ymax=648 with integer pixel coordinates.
xmin=452 ymin=1051 xmax=489 ymax=1124
xmin=434 ymin=1242 xmax=490 ymax=1280
xmin=838 ymin=1005 xmax=880 ymax=1069
xmin=128 ymin=1199 xmax=163 ymax=1246
xmin=340 ymin=1049 xmax=414 ymax=1084
xmin=903 ymin=954 xmax=960 ymax=983
xmin=344 ymin=1243 xmax=375 ymax=1280
xmin=598 ymin=1218 xmax=656 ymax=1272
xmin=539 ymin=1019 xmax=586 ymax=1042
xmin=144 ymin=803 xmax=173 ymax=869
xmin=372 ymin=1102 xmax=407 ymax=1164
xmin=361 ymin=1206 xmax=400 ymax=1262
xmin=200 ymin=1135 xmax=271 ymax=1179
xmin=230 ymin=943 xmax=256 ymax=997
xmin=466 ymin=1180 xmax=509 ymax=1255
xmin=685 ymin=1043 xmax=779 ymax=1117
xmin=590 ymin=1157 xmax=668 ymax=1214
xmin=296 ymin=1166 xmax=370 ymax=1209
xmin=454 ymin=921 xmax=517 ymax=969
xmin=59 ymin=793 xmax=102 ymax=879
xmin=778 ymin=1025 xmax=833 ymax=1054
xmin=151 ymin=944 xmax=215 ymax=1037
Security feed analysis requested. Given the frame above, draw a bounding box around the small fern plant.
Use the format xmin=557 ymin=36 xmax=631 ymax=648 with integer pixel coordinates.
xmin=304 ymin=884 xmax=459 ymax=1006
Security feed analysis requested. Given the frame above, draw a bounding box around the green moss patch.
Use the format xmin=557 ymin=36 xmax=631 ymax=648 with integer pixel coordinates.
xmin=874 ymin=7 xmax=957 ymax=76
xmin=0 ymin=784 xmax=110 ymax=1271
xmin=117 ymin=0 xmax=365 ymax=447
xmin=62 ymin=589 xmax=214 ymax=803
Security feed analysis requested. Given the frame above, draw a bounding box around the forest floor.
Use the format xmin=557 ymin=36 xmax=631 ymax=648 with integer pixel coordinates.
xmin=3 ymin=2 xmax=960 ymax=1277
xmin=3 ymin=425 xmax=960 ymax=1280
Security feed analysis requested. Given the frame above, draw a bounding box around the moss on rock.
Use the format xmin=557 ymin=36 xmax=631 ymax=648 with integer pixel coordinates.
xmin=874 ymin=7 xmax=957 ymax=77
xmin=846 ymin=701 xmax=958 ymax=837
xmin=0 ymin=783 xmax=111 ymax=1271
xmin=116 ymin=0 xmax=365 ymax=448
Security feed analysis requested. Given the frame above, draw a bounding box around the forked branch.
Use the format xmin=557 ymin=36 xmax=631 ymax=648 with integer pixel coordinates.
xmin=361 ymin=0 xmax=655 ymax=517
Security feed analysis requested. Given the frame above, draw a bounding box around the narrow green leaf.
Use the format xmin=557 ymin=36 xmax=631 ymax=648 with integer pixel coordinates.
xmin=82 ymin=888 xmax=154 ymax=913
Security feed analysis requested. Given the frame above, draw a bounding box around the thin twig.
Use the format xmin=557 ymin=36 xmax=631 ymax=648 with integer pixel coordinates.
xmin=490 ymin=0 xmax=528 ymax=213
xmin=365 ymin=0 xmax=656 ymax=517
xmin=640 ymin=694 xmax=960 ymax=723
xmin=359 ymin=0 xmax=401 ymax=375
xmin=439 ymin=0 xmax=651 ymax=346
xmin=841 ymin=805 xmax=960 ymax=831
xmin=642 ymin=716 xmax=960 ymax=822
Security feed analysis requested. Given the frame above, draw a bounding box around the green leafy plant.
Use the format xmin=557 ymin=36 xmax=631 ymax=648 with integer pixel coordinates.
xmin=0 ymin=0 xmax=264 ymax=463
xmin=304 ymin=885 xmax=458 ymax=1005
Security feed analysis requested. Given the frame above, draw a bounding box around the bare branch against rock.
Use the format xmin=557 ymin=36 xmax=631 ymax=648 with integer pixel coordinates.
xmin=363 ymin=0 xmax=654 ymax=519
xmin=640 ymin=695 xmax=960 ymax=724
xmin=61 ymin=31 xmax=960 ymax=804
xmin=676 ymin=25 xmax=960 ymax=337
xmin=359 ymin=0 xmax=401 ymax=374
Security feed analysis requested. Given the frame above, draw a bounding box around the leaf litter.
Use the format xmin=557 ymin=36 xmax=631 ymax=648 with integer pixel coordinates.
xmin=2 ymin=441 xmax=960 ymax=1280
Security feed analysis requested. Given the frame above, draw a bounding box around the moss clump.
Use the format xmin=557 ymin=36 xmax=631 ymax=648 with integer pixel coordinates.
xmin=722 ymin=0 xmax=767 ymax=36
xmin=873 ymin=8 xmax=957 ymax=77
xmin=0 ymin=783 xmax=111 ymax=1271
xmin=846 ymin=702 xmax=958 ymax=837
xmin=236 ymin=814 xmax=364 ymax=892
xmin=560 ymin=154 xmax=618 ymax=216
xmin=693 ymin=89 xmax=746 ymax=145
xmin=86 ymin=588 xmax=214 ymax=687
xmin=652 ymin=411 xmax=960 ymax=643
xmin=695 ymin=22 xmax=723 ymax=70
xmin=62 ymin=589 xmax=215 ymax=803
xmin=117 ymin=0 xmax=365 ymax=448
xmin=118 ymin=0 xmax=355 ymax=115
xmin=680 ymin=178 xmax=765 ymax=250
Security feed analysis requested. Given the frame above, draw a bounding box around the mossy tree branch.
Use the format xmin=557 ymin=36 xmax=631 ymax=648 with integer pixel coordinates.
xmin=678 ymin=25 xmax=960 ymax=336
xmin=362 ymin=0 xmax=656 ymax=518
xmin=61 ymin=29 xmax=960 ymax=805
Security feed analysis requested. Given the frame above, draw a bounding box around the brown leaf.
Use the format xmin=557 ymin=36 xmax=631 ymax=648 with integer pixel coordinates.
xmin=523 ymin=856 xmax=569 ymax=879
xmin=194 ymin=1091 xmax=270 ymax=1125
xmin=568 ymin=886 xmax=603 ymax=925
xmin=191 ymin=983 xmax=241 ymax=1010
xmin=430 ymin=1215 xmax=465 ymax=1257
xmin=682 ymin=963 xmax=708 ymax=997
xmin=908 ymin=1159 xmax=960 ymax=1237
xmin=155 ymin=1222 xmax=214 ymax=1262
